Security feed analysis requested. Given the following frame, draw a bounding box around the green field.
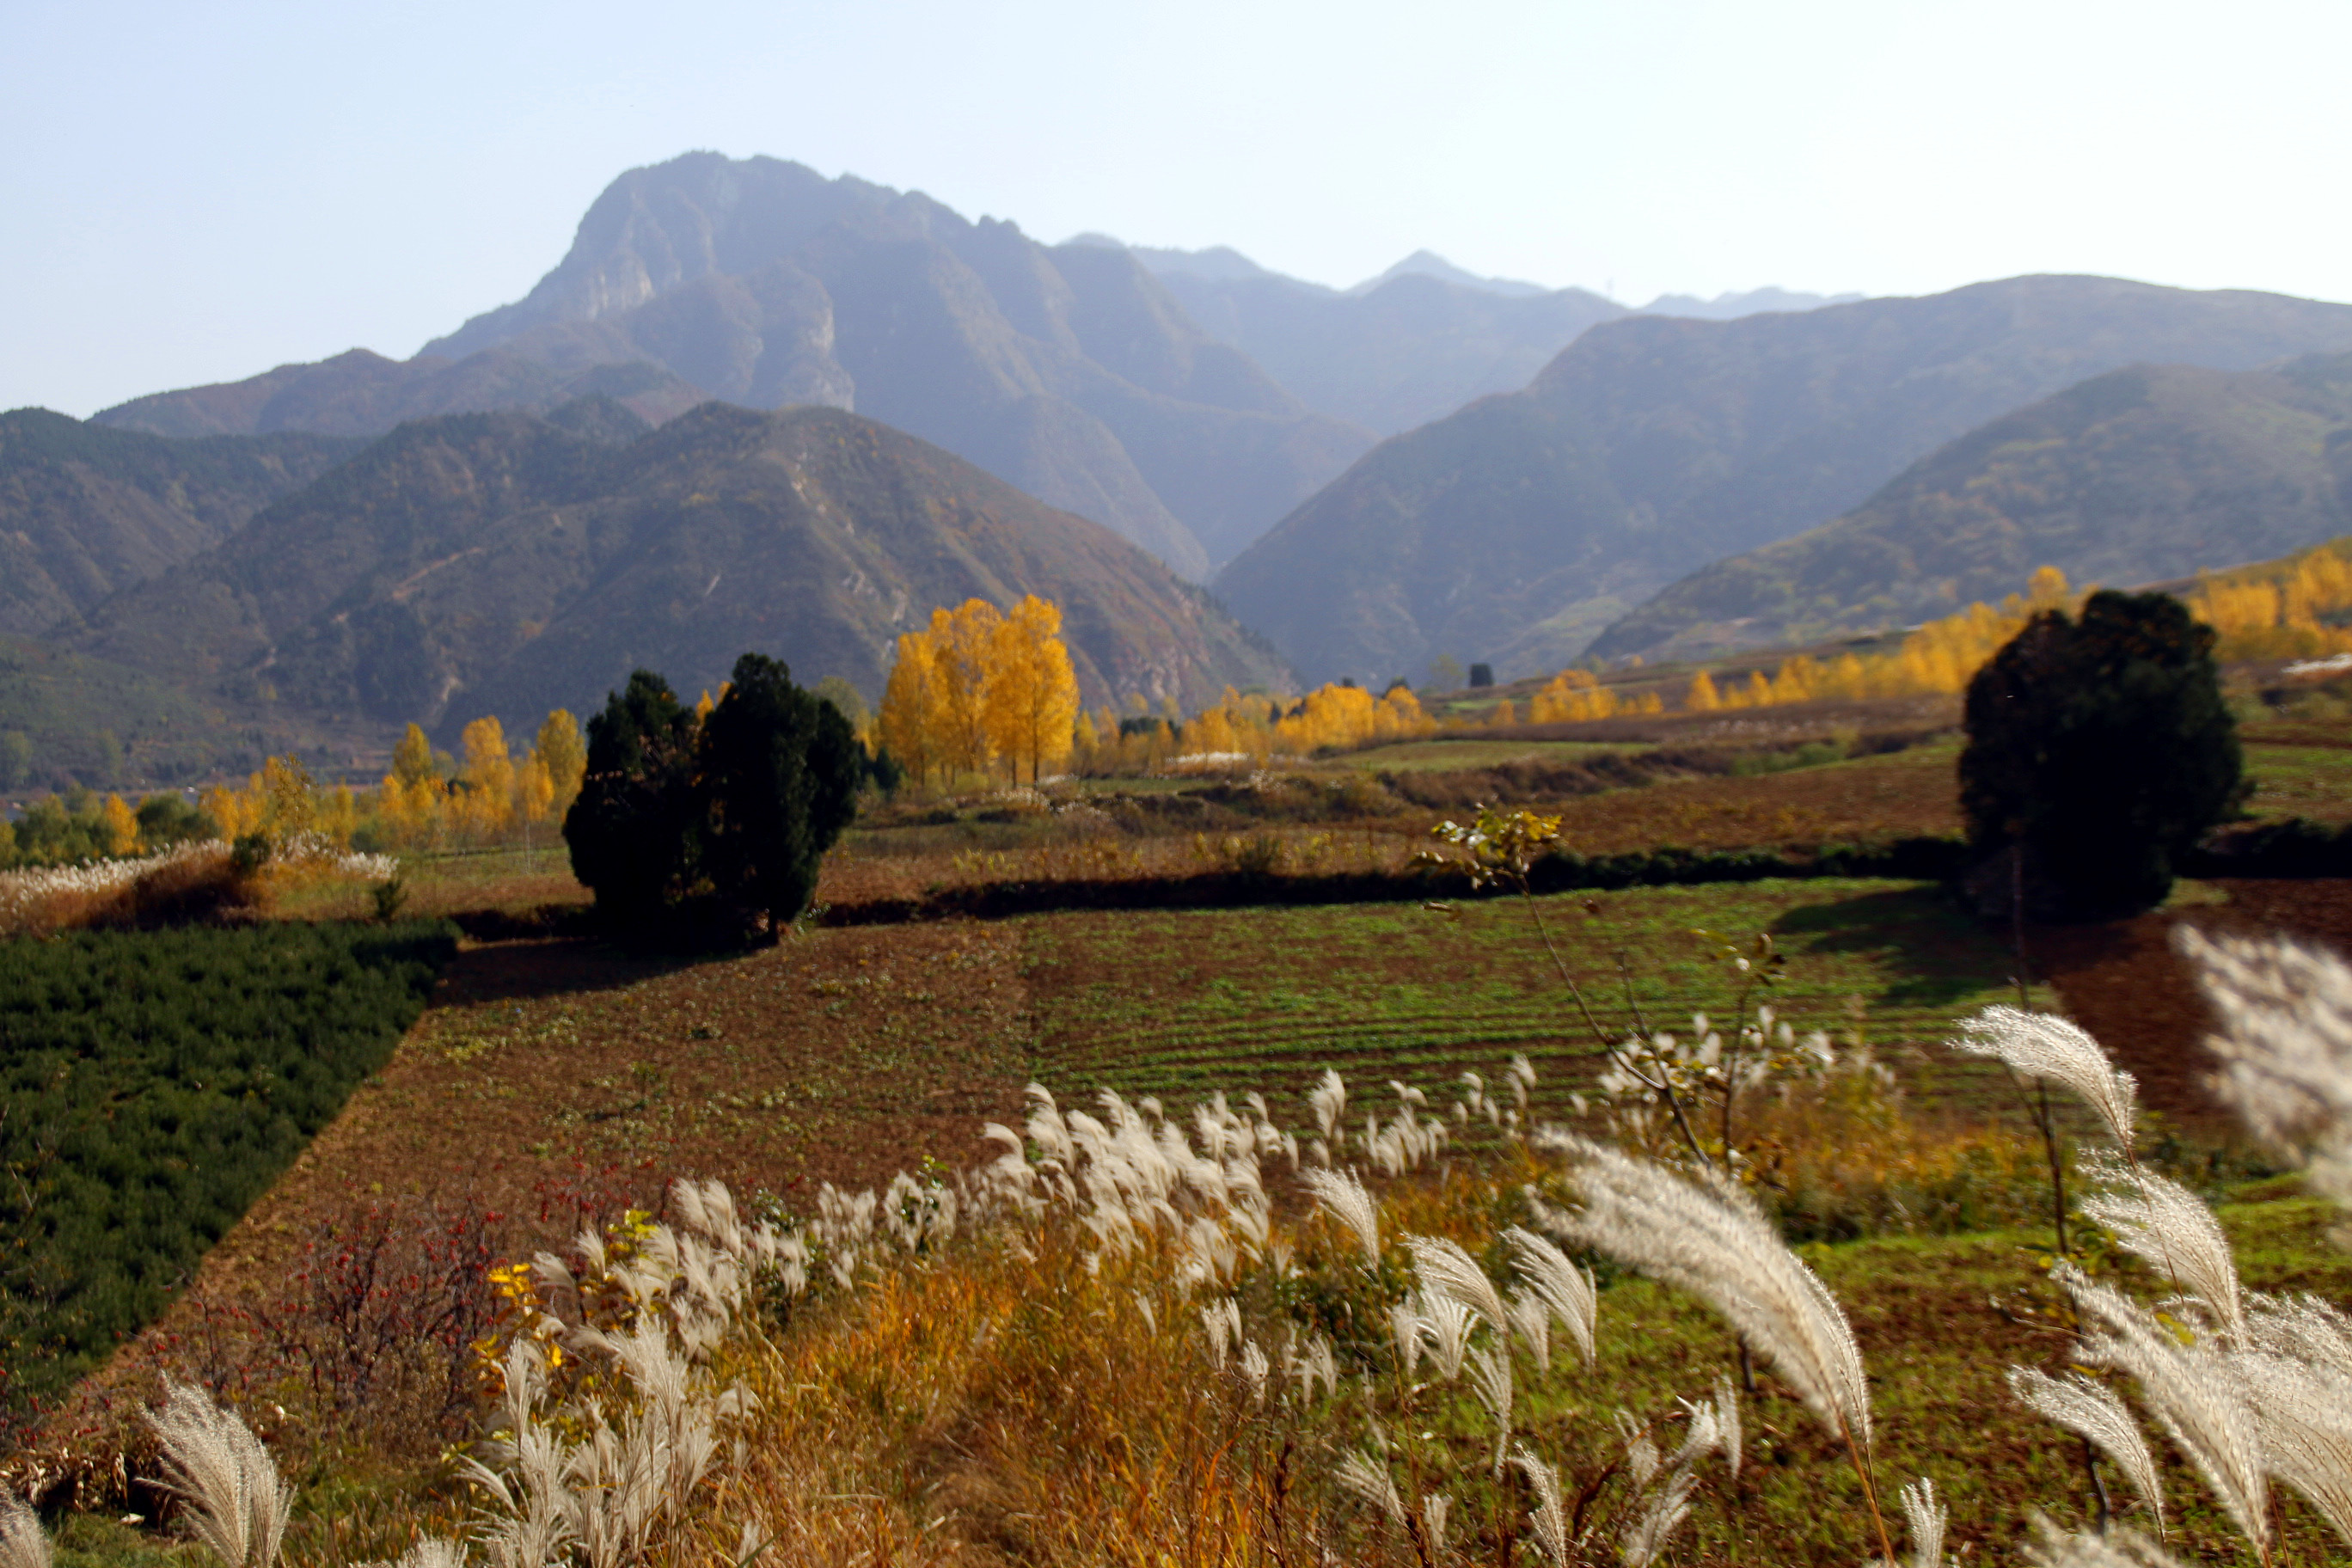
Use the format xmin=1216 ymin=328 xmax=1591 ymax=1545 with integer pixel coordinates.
xmin=1018 ymin=878 xmax=2024 ymax=1118
xmin=0 ymin=920 xmax=456 ymax=1415
xmin=1335 ymin=737 xmax=1655 ymax=772
xmin=2244 ymin=739 xmax=2352 ymax=822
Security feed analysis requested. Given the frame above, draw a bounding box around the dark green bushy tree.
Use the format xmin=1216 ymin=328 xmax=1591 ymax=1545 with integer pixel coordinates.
xmin=1959 ymin=589 xmax=2244 ymax=920
xmin=563 ymin=657 xmax=865 ymax=942
xmin=699 ymin=652 xmax=862 ymax=937
xmin=564 ymin=671 xmax=702 ymax=922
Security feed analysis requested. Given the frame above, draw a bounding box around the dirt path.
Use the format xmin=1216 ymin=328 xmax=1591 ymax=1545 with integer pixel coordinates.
xmin=2037 ymin=879 xmax=2352 ymax=1133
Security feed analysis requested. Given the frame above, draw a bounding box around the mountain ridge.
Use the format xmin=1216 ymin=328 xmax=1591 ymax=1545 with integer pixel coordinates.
xmin=1213 ymin=273 xmax=2352 ymax=684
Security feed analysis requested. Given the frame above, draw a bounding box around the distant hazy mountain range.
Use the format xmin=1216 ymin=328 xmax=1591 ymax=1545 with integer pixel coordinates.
xmin=1099 ymin=237 xmax=1861 ymax=438
xmin=94 ymin=155 xmax=1382 ymax=579
xmin=54 ymin=399 xmax=1285 ymax=753
xmin=1215 ymin=276 xmax=2352 ymax=683
xmin=1592 ymin=352 xmax=2352 ymax=661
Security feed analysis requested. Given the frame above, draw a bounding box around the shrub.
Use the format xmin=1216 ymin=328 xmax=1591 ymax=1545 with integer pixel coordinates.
xmin=1959 ymin=590 xmax=2243 ymax=919
xmin=564 ymin=658 xmax=865 ymax=944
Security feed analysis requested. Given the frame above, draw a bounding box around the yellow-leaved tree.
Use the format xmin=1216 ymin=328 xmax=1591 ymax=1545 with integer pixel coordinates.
xmin=536 ymin=709 xmax=586 ymax=818
xmin=984 ymin=596 xmax=1081 ymax=783
xmin=99 ymin=794 xmax=139 ymax=856
xmin=879 ymin=630 xmax=949 ymax=787
xmin=460 ymin=717 xmax=514 ymax=838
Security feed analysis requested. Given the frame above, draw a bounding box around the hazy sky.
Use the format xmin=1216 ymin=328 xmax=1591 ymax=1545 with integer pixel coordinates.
xmin=8 ymin=0 xmax=2350 ymax=417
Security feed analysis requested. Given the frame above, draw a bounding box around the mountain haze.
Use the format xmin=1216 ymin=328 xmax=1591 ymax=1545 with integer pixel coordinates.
xmin=67 ymin=401 xmax=1290 ymax=745
xmin=1216 ymin=275 xmax=2352 ymax=684
xmin=1593 ymin=354 xmax=2352 ymax=660
xmin=98 ymin=155 xmax=1377 ymax=577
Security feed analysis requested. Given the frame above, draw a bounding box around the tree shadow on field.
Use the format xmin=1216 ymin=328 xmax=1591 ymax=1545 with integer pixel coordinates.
xmin=428 ymin=936 xmax=707 ymax=1009
xmin=1765 ymin=885 xmax=2007 ymax=1009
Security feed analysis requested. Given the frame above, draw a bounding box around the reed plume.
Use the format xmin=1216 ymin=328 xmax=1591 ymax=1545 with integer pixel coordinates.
xmin=2007 ymin=1368 xmax=2164 ymax=1534
xmin=2226 ymin=1350 xmax=2352 ymax=1547
xmin=2021 ymin=1517 xmax=2183 ymax=1568
xmin=1302 ymin=1166 xmax=1381 ymax=1264
xmin=1406 ymin=1234 xmax=1508 ymax=1327
xmin=144 ymin=1382 xmax=292 ymax=1568
xmin=1897 ymin=1476 xmax=1945 ymax=1568
xmin=2179 ymin=928 xmax=2352 ymax=1204
xmin=0 ymin=1493 xmax=49 ymax=1568
xmin=1510 ymin=1448 xmax=1570 ymax=1565
xmin=1504 ymin=1224 xmax=1597 ymax=1367
xmin=2079 ymin=1156 xmax=2244 ymax=1339
xmin=2063 ymin=1267 xmax=2269 ymax=1554
xmin=1538 ymin=1136 xmax=1872 ymax=1450
xmin=1951 ymin=1006 xmax=2138 ymax=1150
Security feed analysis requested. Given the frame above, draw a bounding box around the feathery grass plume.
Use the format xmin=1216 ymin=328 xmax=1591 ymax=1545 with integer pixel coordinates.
xmin=1414 ymin=1291 xmax=1479 ymax=1381
xmin=1421 ymin=1493 xmax=1453 ymax=1554
xmin=1951 ymin=1005 xmax=2138 ymax=1150
xmin=1506 ymin=1287 xmax=1553 ymax=1371
xmin=2022 ymin=1516 xmax=2184 ymax=1568
xmin=1239 ymin=1339 xmax=1271 ymax=1405
xmin=1510 ymin=1448 xmax=1571 ymax=1565
xmin=0 ymin=1493 xmax=50 ymax=1568
xmin=1467 ymin=1344 xmax=1514 ymax=1471
xmin=2079 ymin=1155 xmax=2243 ymax=1340
xmin=1406 ymin=1234 xmax=1509 ymax=1327
xmin=2247 ymin=1292 xmax=2352 ymax=1377
xmin=1310 ymin=1069 xmax=1348 ymax=1147
xmin=1509 ymin=1051 xmax=1536 ymax=1111
xmin=1504 ymin=1225 xmax=1598 ymax=1367
xmin=2226 ymin=1351 xmax=2352 ymax=1546
xmin=1201 ymin=1298 xmax=1241 ymax=1369
xmin=2008 ymin=1368 xmax=2164 ymax=1535
xmin=1391 ymin=1300 xmax=1426 ymax=1380
xmin=1334 ymin=1452 xmax=1406 ymax=1527
xmin=1538 ymin=1135 xmax=1873 ymax=1452
xmin=1898 ymin=1477 xmax=1946 ymax=1568
xmin=1713 ymin=1375 xmax=1743 ymax=1479
xmin=377 ymin=1543 xmax=464 ymax=1568
xmin=1302 ymin=1166 xmax=1381 ymax=1264
xmin=1618 ymin=1403 xmax=1720 ymax=1568
xmin=2063 ymin=1266 xmax=2269 ymax=1554
xmin=2179 ymin=928 xmax=2352 ymax=1202
xmin=144 ymin=1381 xmax=292 ymax=1568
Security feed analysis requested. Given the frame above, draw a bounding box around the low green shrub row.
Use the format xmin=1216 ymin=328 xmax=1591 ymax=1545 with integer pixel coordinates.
xmin=0 ymin=919 xmax=456 ymax=1418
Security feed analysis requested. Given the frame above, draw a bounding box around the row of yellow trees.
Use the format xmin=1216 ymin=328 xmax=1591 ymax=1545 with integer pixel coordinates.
xmin=2184 ymin=540 xmax=2352 ymax=659
xmin=878 ymin=597 xmax=1081 ymax=786
xmin=375 ymin=712 xmax=587 ymax=847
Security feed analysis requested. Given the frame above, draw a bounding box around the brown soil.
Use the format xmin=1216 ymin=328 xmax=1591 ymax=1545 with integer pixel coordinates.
xmin=60 ymin=923 xmax=1032 ymax=1426
xmin=1546 ymin=749 xmax=1964 ymax=854
xmin=2036 ymin=879 xmax=2352 ymax=1133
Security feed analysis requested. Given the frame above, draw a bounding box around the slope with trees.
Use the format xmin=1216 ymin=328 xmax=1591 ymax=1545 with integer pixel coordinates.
xmin=0 ymin=409 xmax=359 ymax=637
xmin=1593 ymin=354 xmax=2352 ymax=661
xmin=1215 ymin=276 xmax=2352 ymax=684
xmin=62 ymin=401 xmax=1291 ymax=752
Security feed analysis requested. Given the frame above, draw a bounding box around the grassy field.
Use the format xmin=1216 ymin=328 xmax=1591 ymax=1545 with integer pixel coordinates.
xmin=1017 ymin=878 xmax=2027 ymax=1118
xmin=1336 ymin=737 xmax=1654 ymax=772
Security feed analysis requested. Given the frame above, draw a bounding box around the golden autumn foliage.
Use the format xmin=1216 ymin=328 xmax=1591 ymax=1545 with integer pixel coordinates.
xmin=369 ymin=707 xmax=598 ymax=848
xmin=878 ymin=597 xmax=1083 ymax=785
xmin=2182 ymin=538 xmax=2352 ymax=659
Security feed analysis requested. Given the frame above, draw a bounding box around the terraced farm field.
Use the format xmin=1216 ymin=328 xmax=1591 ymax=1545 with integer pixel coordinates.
xmin=1018 ymin=877 xmax=2026 ymax=1120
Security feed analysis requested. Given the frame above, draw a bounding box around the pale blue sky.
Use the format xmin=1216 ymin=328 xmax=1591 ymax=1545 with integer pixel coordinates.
xmin=7 ymin=0 xmax=2349 ymax=417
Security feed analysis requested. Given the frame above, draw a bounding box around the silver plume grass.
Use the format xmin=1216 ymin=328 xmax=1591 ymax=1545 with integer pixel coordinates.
xmin=2226 ymin=1350 xmax=2352 ymax=1547
xmin=2079 ymin=1156 xmax=2243 ymax=1340
xmin=1302 ymin=1167 xmax=1381 ymax=1265
xmin=2180 ymin=928 xmax=2352 ymax=1204
xmin=1951 ymin=1006 xmax=2137 ymax=1151
xmin=1540 ymin=1136 xmax=1873 ymax=1451
xmin=144 ymin=1381 xmax=292 ymax=1568
xmin=1504 ymin=1224 xmax=1597 ymax=1366
xmin=2064 ymin=1268 xmax=2269 ymax=1554
xmin=2007 ymin=1368 xmax=2164 ymax=1535
xmin=2022 ymin=1516 xmax=2184 ymax=1568
xmin=0 ymin=1493 xmax=49 ymax=1568
xmin=1405 ymin=1234 xmax=1507 ymax=1328
xmin=1897 ymin=1477 xmax=1945 ymax=1568
xmin=1510 ymin=1448 xmax=1570 ymax=1565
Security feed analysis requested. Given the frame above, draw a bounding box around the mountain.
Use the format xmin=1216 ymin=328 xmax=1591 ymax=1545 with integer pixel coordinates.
xmin=95 ymin=155 xmax=1375 ymax=578
xmin=0 ymin=409 xmax=361 ymax=638
xmin=66 ymin=401 xmax=1292 ymax=745
xmin=1214 ymin=275 xmax=2352 ymax=684
xmin=1592 ymin=355 xmax=2352 ymax=660
xmin=1639 ymin=286 xmax=1866 ymax=320
xmin=1129 ymin=251 xmax=1626 ymax=438
xmin=1346 ymin=251 xmax=1552 ymax=298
